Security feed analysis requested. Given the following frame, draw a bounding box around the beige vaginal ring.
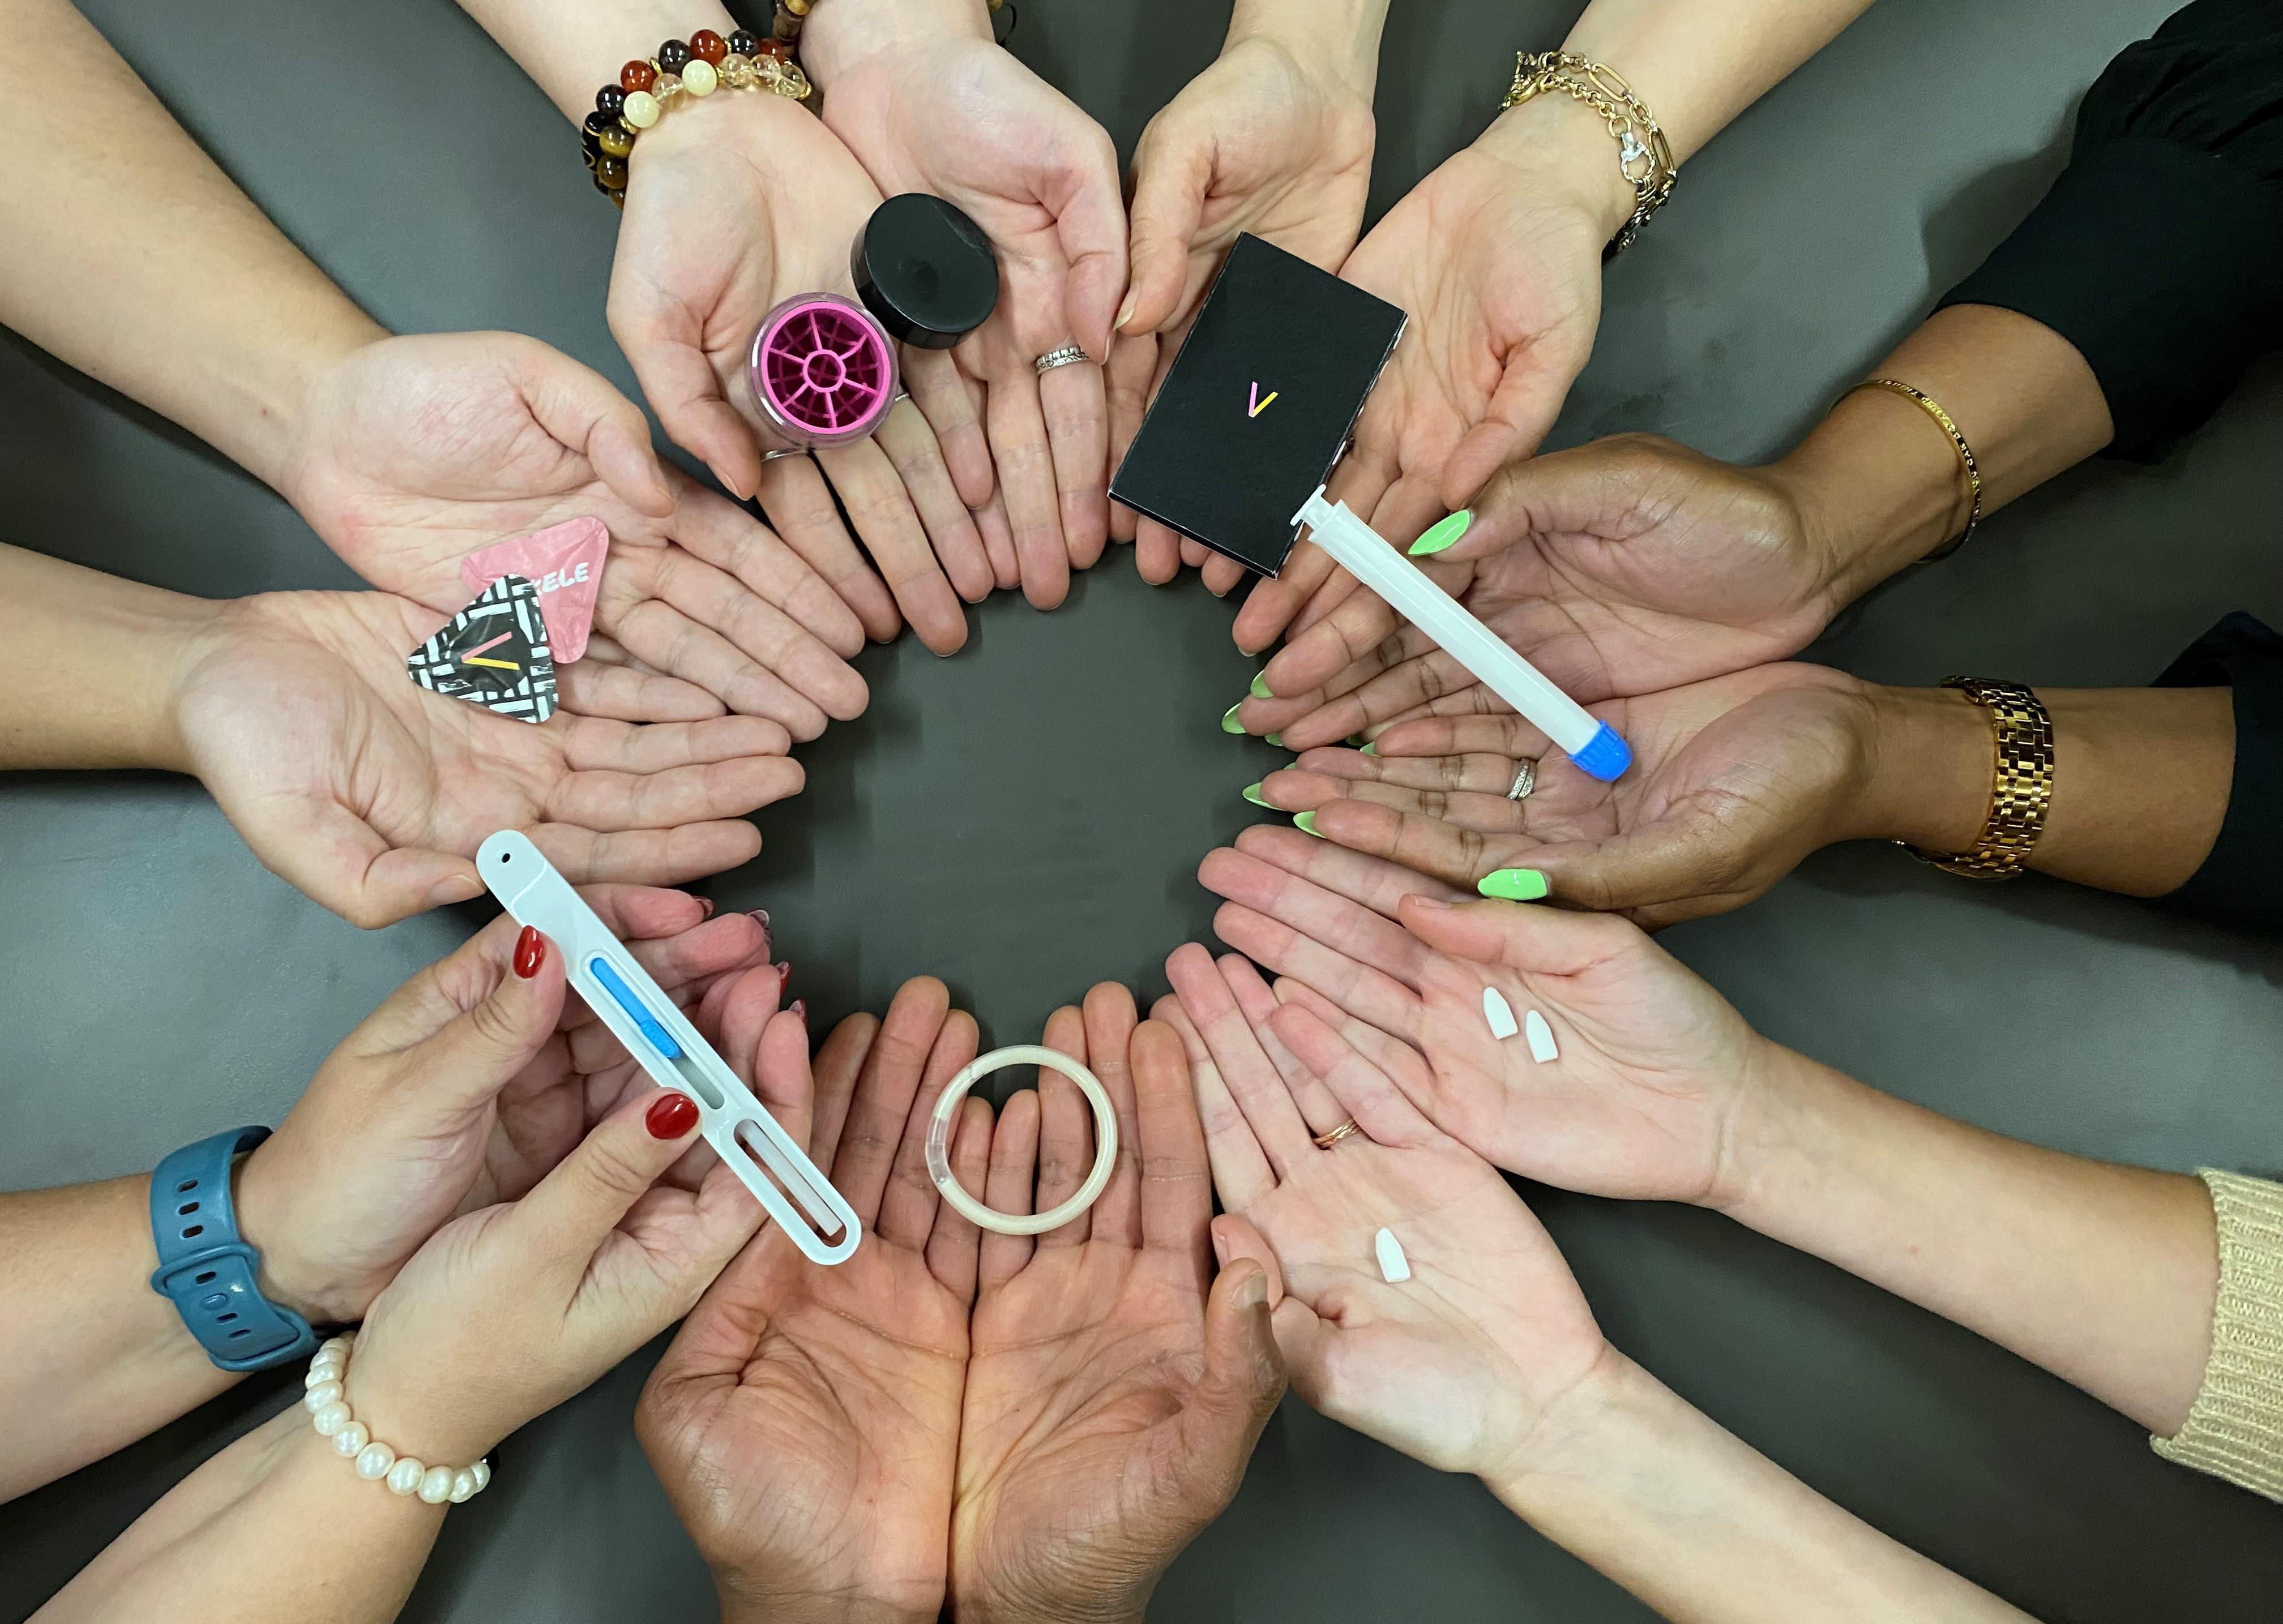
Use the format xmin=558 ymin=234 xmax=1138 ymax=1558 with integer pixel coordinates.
xmin=927 ymin=1045 xmax=1118 ymax=1236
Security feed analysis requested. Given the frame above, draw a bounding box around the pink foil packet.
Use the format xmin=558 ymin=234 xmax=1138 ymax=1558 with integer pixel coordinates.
xmin=459 ymin=517 xmax=609 ymax=663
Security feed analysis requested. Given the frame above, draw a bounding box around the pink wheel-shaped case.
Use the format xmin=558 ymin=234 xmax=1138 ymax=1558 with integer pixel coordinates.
xmin=746 ymin=293 xmax=899 ymax=449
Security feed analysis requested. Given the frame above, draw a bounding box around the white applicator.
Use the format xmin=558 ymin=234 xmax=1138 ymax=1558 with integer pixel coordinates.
xmin=1290 ymin=487 xmax=1631 ymax=781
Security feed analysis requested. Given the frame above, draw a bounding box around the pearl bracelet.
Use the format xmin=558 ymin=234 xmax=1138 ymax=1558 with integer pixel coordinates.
xmin=302 ymin=1335 xmax=491 ymax=1506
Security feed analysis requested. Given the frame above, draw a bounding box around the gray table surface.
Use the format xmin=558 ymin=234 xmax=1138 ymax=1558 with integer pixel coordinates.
xmin=5 ymin=1 xmax=2281 ymax=1619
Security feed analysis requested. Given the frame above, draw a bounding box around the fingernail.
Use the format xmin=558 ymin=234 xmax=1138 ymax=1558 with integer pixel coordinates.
xmin=696 ymin=897 xmax=716 ymax=918
xmin=750 ymin=909 xmax=772 ymax=952
xmin=1359 ymin=741 xmax=1377 ymax=756
xmin=1294 ymin=811 xmax=1323 ymax=838
xmin=1235 ymin=1267 xmax=1268 ymax=1310
xmin=790 ymin=999 xmax=807 ymax=1023
xmin=1478 ymin=868 xmax=1550 ymax=902
xmin=513 ymin=925 xmax=546 ymax=979
xmin=1221 ymin=702 xmax=1246 ymax=735
xmin=776 ymin=961 xmax=792 ymax=989
xmin=1115 ymin=293 xmax=1137 ymax=330
xmin=1406 ymin=894 xmax=1451 ymax=911
xmin=645 ymin=1091 xmax=700 ymax=1139
xmin=1250 ymin=671 xmax=1274 ymax=700
xmin=430 ymin=876 xmax=481 ymax=906
xmin=1409 ymin=509 xmax=1473 ymax=556
xmin=1267 ymin=732 xmax=1285 ymax=748
xmin=1243 ymin=782 xmax=1272 ymax=808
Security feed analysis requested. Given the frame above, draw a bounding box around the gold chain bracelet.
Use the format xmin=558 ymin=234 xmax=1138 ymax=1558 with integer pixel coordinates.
xmin=1850 ymin=377 xmax=1983 ymax=562
xmin=1901 ymin=678 xmax=2054 ymax=880
xmin=1502 ymin=50 xmax=1677 ymax=258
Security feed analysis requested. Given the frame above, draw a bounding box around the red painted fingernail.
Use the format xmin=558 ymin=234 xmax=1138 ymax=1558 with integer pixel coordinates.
xmin=790 ymin=999 xmax=807 ymax=1023
xmin=777 ymin=961 xmax=792 ymax=988
xmin=750 ymin=910 xmax=772 ymax=953
xmin=646 ymin=1091 xmax=700 ymax=1139
xmin=514 ymin=926 xmax=545 ymax=979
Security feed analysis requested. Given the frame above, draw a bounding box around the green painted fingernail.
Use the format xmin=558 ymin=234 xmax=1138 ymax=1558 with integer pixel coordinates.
xmin=1267 ymin=732 xmax=1285 ymax=748
xmin=1221 ymin=702 xmax=1246 ymax=734
xmin=1243 ymin=782 xmax=1272 ymax=808
xmin=1250 ymin=671 xmax=1274 ymax=699
xmin=1294 ymin=811 xmax=1323 ymax=837
xmin=1359 ymin=741 xmax=1377 ymax=756
xmin=1409 ymin=509 xmax=1473 ymax=556
xmin=1478 ymin=868 xmax=1549 ymax=901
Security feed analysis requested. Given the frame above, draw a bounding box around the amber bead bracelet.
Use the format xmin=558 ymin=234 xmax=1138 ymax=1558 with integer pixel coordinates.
xmin=582 ymin=27 xmax=812 ymax=208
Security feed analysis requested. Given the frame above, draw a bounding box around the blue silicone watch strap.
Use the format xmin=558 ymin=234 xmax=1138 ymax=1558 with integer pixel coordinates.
xmin=148 ymin=1127 xmax=318 ymax=1373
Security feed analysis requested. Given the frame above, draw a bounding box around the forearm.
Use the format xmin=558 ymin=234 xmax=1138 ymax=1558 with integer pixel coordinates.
xmin=0 ymin=1179 xmax=240 ymax=1501
xmin=1717 ymin=1048 xmax=2217 ymax=1435
xmin=0 ymin=0 xmax=382 ymax=492
xmin=1849 ymin=681 xmax=2233 ymax=897
xmin=1780 ymin=306 xmax=2116 ymax=604
xmin=1488 ymin=1351 xmax=2029 ymax=1624
xmin=456 ymin=0 xmax=741 ymax=123
xmin=32 ymin=1404 xmax=444 ymax=1624
xmin=0 ymin=543 xmax=221 ymax=773
xmin=1224 ymin=0 xmax=1392 ymax=98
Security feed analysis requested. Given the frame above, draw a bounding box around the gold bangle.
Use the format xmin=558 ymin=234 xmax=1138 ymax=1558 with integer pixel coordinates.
xmin=1851 ymin=377 xmax=1982 ymax=562
xmin=1900 ymin=678 xmax=2053 ymax=880
xmin=1502 ymin=51 xmax=1677 ymax=259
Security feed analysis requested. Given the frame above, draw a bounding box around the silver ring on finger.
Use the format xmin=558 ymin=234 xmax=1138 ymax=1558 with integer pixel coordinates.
xmin=758 ymin=447 xmax=811 ymax=464
xmin=1033 ymin=342 xmax=1089 ymax=375
xmin=1506 ymin=759 xmax=1537 ymax=801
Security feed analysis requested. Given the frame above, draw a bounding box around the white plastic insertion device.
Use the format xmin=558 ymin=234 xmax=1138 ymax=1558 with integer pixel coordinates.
xmin=1290 ymin=487 xmax=1631 ymax=781
xmin=477 ymin=831 xmax=861 ymax=1265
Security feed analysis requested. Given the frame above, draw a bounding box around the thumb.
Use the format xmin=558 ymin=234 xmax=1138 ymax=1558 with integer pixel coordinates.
xmin=1194 ymin=1258 xmax=1289 ymax=1434
xmin=1447 ymin=434 xmax=1687 ymax=562
xmin=1123 ymin=122 xmax=1215 ymax=336
xmin=612 ymin=305 xmax=763 ymax=504
xmin=510 ymin=336 xmax=676 ymax=518
xmin=512 ymin=1086 xmax=706 ymax=1266
xmin=228 ymin=789 xmax=482 ymax=928
xmin=1397 ymin=894 xmax=1644 ymax=976
xmin=403 ymin=924 xmax=569 ymax=1110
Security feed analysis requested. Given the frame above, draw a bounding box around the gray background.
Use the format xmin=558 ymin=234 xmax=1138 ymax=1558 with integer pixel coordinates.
xmin=4 ymin=0 xmax=2280 ymax=1618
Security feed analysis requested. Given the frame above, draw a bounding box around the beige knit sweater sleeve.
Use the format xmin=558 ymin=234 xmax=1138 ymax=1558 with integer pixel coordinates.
xmin=2153 ymin=1169 xmax=2283 ymax=1502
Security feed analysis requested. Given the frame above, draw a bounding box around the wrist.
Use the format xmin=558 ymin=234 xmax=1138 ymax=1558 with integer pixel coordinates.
xmin=1224 ymin=0 xmax=1388 ymax=101
xmin=717 ymin=1584 xmax=937 ymax=1624
xmin=1771 ymin=387 xmax=1980 ymax=615
xmin=232 ymin=1143 xmax=356 ymax=1327
xmin=801 ymin=0 xmax=989 ymax=86
xmin=1849 ymin=684 xmax=1994 ymax=854
xmin=340 ymin=1334 xmax=508 ymax=1471
xmin=1470 ymin=91 xmax=1638 ymax=247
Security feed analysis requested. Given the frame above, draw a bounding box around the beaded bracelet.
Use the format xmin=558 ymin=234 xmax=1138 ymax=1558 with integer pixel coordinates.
xmin=583 ymin=29 xmax=813 ymax=208
xmin=302 ymin=1334 xmax=493 ymax=1505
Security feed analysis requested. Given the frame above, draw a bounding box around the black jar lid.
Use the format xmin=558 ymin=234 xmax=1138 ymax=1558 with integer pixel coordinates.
xmin=850 ymin=192 xmax=999 ymax=350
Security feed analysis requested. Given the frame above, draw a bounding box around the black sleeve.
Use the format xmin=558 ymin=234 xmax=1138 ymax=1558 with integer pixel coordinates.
xmin=2151 ymin=613 xmax=2283 ymax=933
xmin=1936 ymin=0 xmax=2283 ymax=459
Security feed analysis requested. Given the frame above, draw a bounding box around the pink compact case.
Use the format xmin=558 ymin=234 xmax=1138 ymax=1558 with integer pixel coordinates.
xmin=746 ymin=293 xmax=899 ymax=449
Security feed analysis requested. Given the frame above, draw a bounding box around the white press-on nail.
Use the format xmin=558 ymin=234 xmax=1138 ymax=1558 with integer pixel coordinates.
xmin=1482 ymin=987 xmax=1519 ymax=1040
xmin=1524 ymin=1009 xmax=1558 ymax=1063
xmin=1374 ymin=1227 xmax=1411 ymax=1283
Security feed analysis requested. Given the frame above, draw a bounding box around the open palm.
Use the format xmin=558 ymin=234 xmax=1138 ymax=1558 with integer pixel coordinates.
xmin=281 ymin=331 xmax=870 ymax=735
xmin=1196 ymin=826 xmax=1756 ymax=1203
xmin=176 ymin=588 xmax=796 ymax=927
xmin=638 ymin=979 xmax=989 ymax=1623
xmin=1231 ymin=145 xmax=1607 ymax=657
xmin=1258 ymin=662 xmax=1873 ymax=926
xmin=1157 ymin=949 xmax=1603 ymax=1474
xmin=954 ymin=988 xmax=1283 ymax=1623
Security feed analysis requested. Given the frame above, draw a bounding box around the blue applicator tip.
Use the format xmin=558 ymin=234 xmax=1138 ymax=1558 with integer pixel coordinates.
xmin=1567 ymin=722 xmax=1631 ymax=782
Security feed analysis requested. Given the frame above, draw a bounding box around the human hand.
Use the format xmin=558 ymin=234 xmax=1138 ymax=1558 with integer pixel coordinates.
xmin=1112 ymin=28 xmax=1376 ymax=594
xmin=340 ymin=982 xmax=791 ymax=1469
xmin=1228 ymin=95 xmax=1634 ymax=658
xmin=1249 ymin=662 xmax=1886 ymax=927
xmin=805 ymin=1 xmax=1126 ymax=609
xmin=174 ymin=588 xmax=799 ymax=926
xmin=1196 ymin=825 xmax=1768 ymax=1205
xmin=638 ymin=976 xmax=991 ymax=1624
xmin=611 ymin=89 xmax=997 ymax=654
xmin=952 ymin=984 xmax=1285 ymax=1624
xmin=236 ymin=895 xmax=772 ymax=1327
xmin=1155 ymin=949 xmax=1607 ymax=1478
xmin=1237 ymin=435 xmax=1835 ymax=741
xmin=279 ymin=331 xmax=874 ymax=733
